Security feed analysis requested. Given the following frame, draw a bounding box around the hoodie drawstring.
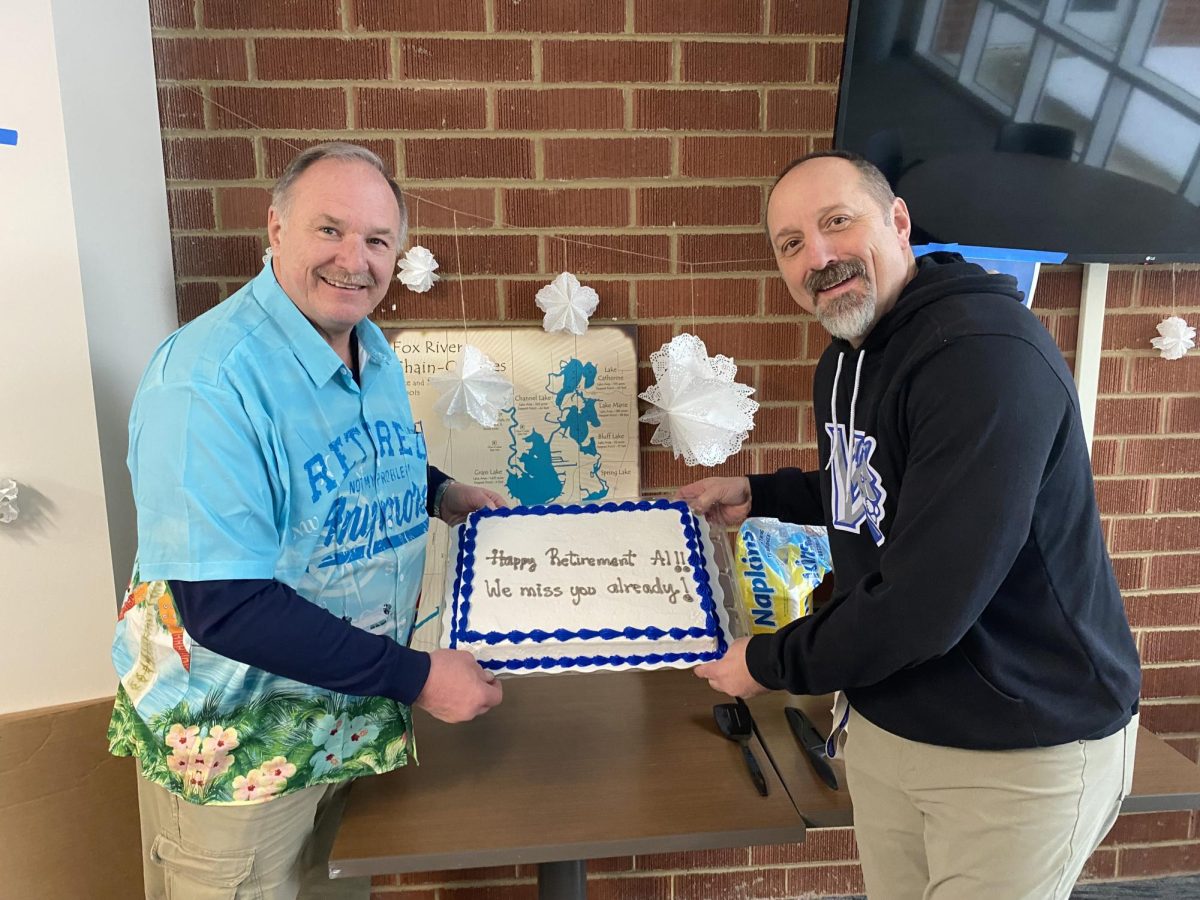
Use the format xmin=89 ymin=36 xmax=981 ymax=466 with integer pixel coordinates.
xmin=826 ymin=352 xmax=845 ymax=472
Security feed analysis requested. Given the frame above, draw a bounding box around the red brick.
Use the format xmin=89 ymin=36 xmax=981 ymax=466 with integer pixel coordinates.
xmin=1028 ymin=265 xmax=1083 ymax=310
xmin=638 ymin=186 xmax=761 ymax=227
xmin=1139 ymin=267 xmax=1200 ymax=308
xmin=749 ymin=406 xmax=800 ymax=443
xmin=177 ymin=282 xmax=223 ymax=323
xmin=544 ymin=40 xmax=670 ymax=83
xmin=1099 ymin=356 xmax=1126 ymax=394
xmin=1110 ymin=555 xmax=1146 ymax=591
xmin=153 ymin=38 xmax=247 ymax=80
xmin=634 ymin=89 xmax=758 ymax=131
xmin=690 ymin=321 xmax=803 ymax=361
xmin=399 ymin=38 xmax=532 ymax=82
xmin=682 ymin=42 xmax=810 ymax=84
xmin=1158 ymin=478 xmax=1200 ymax=513
xmin=438 ymin=886 xmax=538 ymax=900
xmin=1090 ymin=438 xmax=1120 ymax=476
xmin=767 ymin=88 xmax=839 ymax=130
xmin=1118 ymin=842 xmax=1200 ymax=878
xmin=1166 ymin=738 xmax=1200 ymax=763
xmin=351 ymin=0 xmax=485 ymax=32
xmin=495 ymin=0 xmax=625 ymax=33
xmin=203 ymin=0 xmax=340 ymax=29
xmin=785 ymin=864 xmax=865 ymax=897
xmin=216 ymin=187 xmax=270 ymax=230
xmin=149 ymin=0 xmax=195 ymax=29
xmin=503 ymin=188 xmax=628 ymax=228
xmin=1168 ymin=397 xmax=1200 ymax=434
xmin=765 ymin=278 xmax=809 ymax=315
xmin=1103 ymin=313 xmax=1172 ymax=350
xmin=641 ymin=449 xmax=756 ymax=491
xmin=635 ymin=278 xmax=757 ymax=318
xmin=638 ymin=324 xmax=676 ymax=361
xmin=357 ymin=88 xmax=486 ymax=130
xmin=1078 ymin=847 xmax=1117 ymax=881
xmin=682 ymin=137 xmax=809 ymax=178
xmin=813 ymin=41 xmax=843 ymax=83
xmin=502 ymin=279 xmax=628 ymax=321
xmin=162 ymin=137 xmax=256 ymax=180
xmin=373 ymin=278 xmax=498 ymax=323
xmin=547 ymin=234 xmax=671 ymax=275
xmin=419 ymin=234 xmax=538 ymax=277
xmin=1141 ymin=665 xmax=1200 ymax=698
xmin=498 ymin=88 xmax=624 ymax=130
xmin=1095 ymin=397 xmax=1162 ymax=436
xmin=585 ymin=876 xmax=669 ymax=900
xmin=1124 ymin=439 xmax=1200 ymax=475
xmin=1113 ymin=517 xmax=1200 ymax=553
xmin=405 ymin=139 xmax=533 ymax=179
xmin=173 ymin=235 xmax=262 ymax=277
xmin=406 ymin=189 xmax=496 ymax=229
xmin=1095 ymin=478 xmax=1153 ymax=515
xmin=1150 ymin=554 xmax=1200 ymax=590
xmin=771 ymin=0 xmax=850 ymax=34
xmin=1139 ymin=701 xmax=1200 ymax=734
xmin=1105 ymin=267 xmax=1137 ymax=309
xmin=635 ymin=847 xmax=749 ymax=870
xmin=680 ymin=233 xmax=776 ymax=272
xmin=806 ymin=320 xmax=831 ymax=358
xmin=757 ymin=365 xmax=816 ymax=403
xmin=761 ymin=446 xmax=820 ymax=471
xmin=255 ymin=38 xmax=388 ymax=80
xmin=544 ymin=139 xmax=671 ymax=180
xmin=672 ymin=869 xmax=786 ymax=899
xmin=263 ymin=138 xmax=396 ymax=179
xmin=634 ymin=0 xmax=761 ymax=34
xmin=209 ymin=87 xmax=345 ymax=130
xmin=752 ymin=828 xmax=857 ymax=864
xmin=1125 ymin=593 xmax=1200 ymax=629
xmin=167 ymin=188 xmax=215 ymax=230
xmin=158 ymin=85 xmax=204 ymax=130
xmin=1130 ymin=356 xmax=1200 ymax=393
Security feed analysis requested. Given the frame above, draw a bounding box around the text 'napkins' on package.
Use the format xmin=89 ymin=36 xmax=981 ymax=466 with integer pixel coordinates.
xmin=736 ymin=518 xmax=832 ymax=634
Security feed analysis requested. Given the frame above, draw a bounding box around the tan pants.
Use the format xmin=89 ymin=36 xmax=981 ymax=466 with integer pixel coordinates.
xmin=842 ymin=706 xmax=1137 ymax=900
xmin=136 ymin=768 xmax=370 ymax=900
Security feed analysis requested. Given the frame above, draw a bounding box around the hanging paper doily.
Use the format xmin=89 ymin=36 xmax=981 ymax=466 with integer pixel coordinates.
xmin=430 ymin=345 xmax=514 ymax=430
xmin=397 ymin=246 xmax=440 ymax=293
xmin=1151 ymin=316 xmax=1195 ymax=361
xmin=535 ymin=271 xmax=599 ymax=335
xmin=638 ymin=333 xmax=758 ymax=467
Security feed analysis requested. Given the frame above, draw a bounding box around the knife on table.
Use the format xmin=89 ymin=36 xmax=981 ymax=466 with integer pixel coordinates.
xmin=785 ymin=706 xmax=840 ymax=791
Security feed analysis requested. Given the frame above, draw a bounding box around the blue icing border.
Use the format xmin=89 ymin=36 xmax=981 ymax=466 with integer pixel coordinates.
xmin=449 ymin=498 xmax=729 ymax=669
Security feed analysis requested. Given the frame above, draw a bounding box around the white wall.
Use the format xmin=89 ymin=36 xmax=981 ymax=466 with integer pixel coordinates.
xmin=0 ymin=0 xmax=175 ymax=714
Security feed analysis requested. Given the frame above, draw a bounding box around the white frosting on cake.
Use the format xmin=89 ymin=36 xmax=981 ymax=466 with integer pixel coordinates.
xmin=439 ymin=500 xmax=730 ymax=674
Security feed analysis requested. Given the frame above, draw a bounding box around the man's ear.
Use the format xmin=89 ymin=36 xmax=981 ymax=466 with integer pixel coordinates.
xmin=266 ymin=206 xmax=283 ymax=250
xmin=891 ymin=196 xmax=912 ymax=244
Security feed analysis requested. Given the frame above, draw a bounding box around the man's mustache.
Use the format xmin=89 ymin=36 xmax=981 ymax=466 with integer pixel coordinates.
xmin=806 ymin=259 xmax=867 ymax=295
xmin=317 ymin=267 xmax=376 ymax=288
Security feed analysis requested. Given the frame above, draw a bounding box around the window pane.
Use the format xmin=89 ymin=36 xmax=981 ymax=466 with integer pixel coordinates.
xmin=1107 ymin=88 xmax=1200 ymax=191
xmin=933 ymin=0 xmax=981 ymax=67
xmin=1059 ymin=0 xmax=1136 ymax=52
xmin=1143 ymin=0 xmax=1200 ymax=102
xmin=975 ymin=12 xmax=1037 ymax=108
xmin=1034 ymin=45 xmax=1108 ymax=155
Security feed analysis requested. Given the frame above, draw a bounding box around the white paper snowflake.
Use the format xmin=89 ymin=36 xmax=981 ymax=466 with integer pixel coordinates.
xmin=638 ymin=333 xmax=758 ymax=467
xmin=1151 ymin=315 xmax=1196 ymax=361
xmin=535 ymin=271 xmax=600 ymax=335
xmin=397 ymin=246 xmax=440 ymax=293
xmin=430 ymin=345 xmax=515 ymax=430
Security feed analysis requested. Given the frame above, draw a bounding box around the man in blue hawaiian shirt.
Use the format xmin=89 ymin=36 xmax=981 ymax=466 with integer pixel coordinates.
xmin=110 ymin=142 xmax=504 ymax=899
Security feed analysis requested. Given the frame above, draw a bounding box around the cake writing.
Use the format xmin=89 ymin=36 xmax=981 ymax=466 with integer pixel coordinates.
xmin=482 ymin=573 xmax=695 ymax=606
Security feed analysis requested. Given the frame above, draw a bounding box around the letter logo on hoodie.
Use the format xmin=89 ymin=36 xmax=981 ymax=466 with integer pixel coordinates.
xmin=826 ymin=424 xmax=887 ymax=546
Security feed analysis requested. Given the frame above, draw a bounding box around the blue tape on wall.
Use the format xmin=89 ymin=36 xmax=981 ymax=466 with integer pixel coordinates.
xmin=0 ymin=129 xmax=18 ymax=146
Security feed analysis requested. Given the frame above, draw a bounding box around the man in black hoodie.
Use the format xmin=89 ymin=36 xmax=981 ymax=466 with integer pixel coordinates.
xmin=680 ymin=151 xmax=1141 ymax=899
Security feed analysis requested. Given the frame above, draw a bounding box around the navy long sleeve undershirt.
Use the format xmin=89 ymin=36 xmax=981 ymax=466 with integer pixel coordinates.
xmin=168 ymin=464 xmax=451 ymax=705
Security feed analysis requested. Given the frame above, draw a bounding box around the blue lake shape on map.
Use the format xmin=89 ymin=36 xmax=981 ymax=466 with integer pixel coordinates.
xmin=504 ymin=357 xmax=611 ymax=505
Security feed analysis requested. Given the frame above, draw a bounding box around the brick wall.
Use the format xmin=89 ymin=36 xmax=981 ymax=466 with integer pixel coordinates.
xmin=148 ymin=0 xmax=1200 ymax=895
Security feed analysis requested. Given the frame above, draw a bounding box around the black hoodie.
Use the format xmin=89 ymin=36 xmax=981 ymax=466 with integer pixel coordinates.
xmin=744 ymin=252 xmax=1140 ymax=750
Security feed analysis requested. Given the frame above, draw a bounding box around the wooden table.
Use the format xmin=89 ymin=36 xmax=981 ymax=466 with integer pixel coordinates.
xmin=329 ymin=669 xmax=806 ymax=899
xmin=747 ymin=693 xmax=1200 ymax=827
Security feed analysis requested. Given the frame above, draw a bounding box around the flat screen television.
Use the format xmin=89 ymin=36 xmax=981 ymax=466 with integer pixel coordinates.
xmin=834 ymin=0 xmax=1200 ymax=263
